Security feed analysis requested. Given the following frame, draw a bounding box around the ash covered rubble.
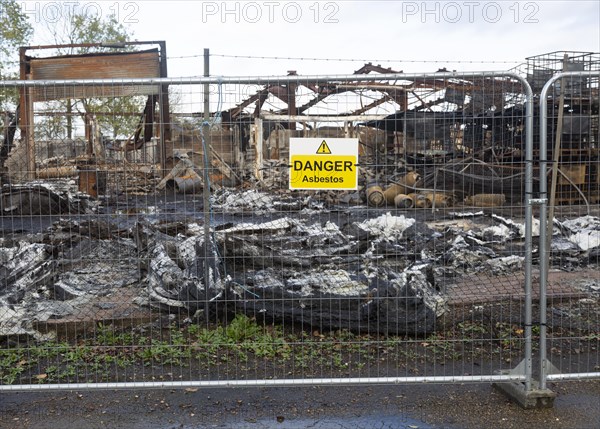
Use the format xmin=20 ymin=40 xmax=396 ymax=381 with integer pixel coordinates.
xmin=0 ymin=220 xmax=139 ymax=337
xmin=218 ymin=213 xmax=443 ymax=334
xmin=0 ymin=180 xmax=112 ymax=337
xmin=550 ymin=215 xmax=600 ymax=269
xmin=133 ymin=220 xmax=225 ymax=312
xmin=212 ymin=188 xmax=324 ymax=214
xmin=1 ymin=188 xmax=600 ymax=338
xmin=1 ymin=180 xmax=97 ymax=216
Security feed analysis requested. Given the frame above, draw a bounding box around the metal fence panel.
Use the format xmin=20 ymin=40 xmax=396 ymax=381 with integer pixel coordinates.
xmin=0 ymin=72 xmax=536 ymax=391
xmin=538 ymin=66 xmax=600 ymax=387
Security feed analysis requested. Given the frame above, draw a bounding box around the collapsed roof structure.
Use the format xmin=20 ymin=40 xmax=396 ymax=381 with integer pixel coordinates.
xmin=1 ymin=41 xmax=171 ymax=188
xmin=0 ymin=47 xmax=597 ymax=208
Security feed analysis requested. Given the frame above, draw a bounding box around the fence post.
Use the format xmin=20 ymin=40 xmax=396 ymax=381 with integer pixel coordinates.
xmin=202 ymin=48 xmax=213 ymax=321
xmin=492 ymin=72 xmax=552 ymax=408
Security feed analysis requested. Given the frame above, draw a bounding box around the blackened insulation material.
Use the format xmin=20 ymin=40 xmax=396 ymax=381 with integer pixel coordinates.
xmin=367 ymin=107 xmax=524 ymax=149
xmin=367 ymin=111 xmax=461 ymax=137
xmin=0 ymin=182 xmax=94 ymax=216
xmin=232 ymin=264 xmax=439 ymax=335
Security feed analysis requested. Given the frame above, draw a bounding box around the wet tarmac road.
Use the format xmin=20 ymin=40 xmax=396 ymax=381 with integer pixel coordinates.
xmin=1 ymin=382 xmax=600 ymax=429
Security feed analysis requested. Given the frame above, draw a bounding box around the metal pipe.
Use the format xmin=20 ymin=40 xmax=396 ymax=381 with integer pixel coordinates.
xmin=538 ymin=70 xmax=600 ymax=390
xmin=202 ymin=48 xmax=212 ymax=323
xmin=521 ymin=74 xmax=534 ymax=392
xmin=0 ymin=374 xmax=527 ymax=392
xmin=336 ymin=83 xmax=413 ymax=91
xmin=546 ymin=372 xmax=600 ymax=381
xmin=546 ymin=56 xmax=568 ymax=239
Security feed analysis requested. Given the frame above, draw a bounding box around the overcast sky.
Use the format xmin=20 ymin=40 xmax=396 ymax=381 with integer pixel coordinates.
xmin=23 ymin=0 xmax=600 ymax=77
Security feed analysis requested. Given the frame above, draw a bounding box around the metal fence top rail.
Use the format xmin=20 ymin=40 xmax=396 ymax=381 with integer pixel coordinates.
xmin=0 ymin=71 xmax=528 ymax=87
xmin=538 ymin=70 xmax=600 ymax=177
xmin=539 ymin=70 xmax=600 ymax=104
xmin=0 ymin=374 xmax=528 ymax=393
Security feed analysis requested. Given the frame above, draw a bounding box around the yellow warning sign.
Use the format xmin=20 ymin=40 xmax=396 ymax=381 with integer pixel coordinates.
xmin=289 ymin=138 xmax=358 ymax=190
xmin=290 ymin=155 xmax=356 ymax=189
xmin=316 ymin=140 xmax=332 ymax=154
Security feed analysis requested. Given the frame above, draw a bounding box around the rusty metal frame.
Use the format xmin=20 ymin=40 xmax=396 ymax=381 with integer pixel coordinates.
xmin=222 ymin=63 xmax=523 ymax=129
xmin=17 ymin=41 xmax=171 ymax=177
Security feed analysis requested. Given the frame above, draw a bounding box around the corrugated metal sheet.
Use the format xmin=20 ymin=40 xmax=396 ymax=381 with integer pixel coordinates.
xmin=29 ymin=49 xmax=161 ymax=101
xmin=31 ymin=84 xmax=159 ymax=102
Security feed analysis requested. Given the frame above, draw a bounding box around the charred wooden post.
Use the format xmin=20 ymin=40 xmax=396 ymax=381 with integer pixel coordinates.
xmin=18 ymin=47 xmax=36 ymax=181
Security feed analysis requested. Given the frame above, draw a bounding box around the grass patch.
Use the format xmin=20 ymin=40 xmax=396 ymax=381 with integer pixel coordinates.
xmin=1 ymin=313 xmax=579 ymax=385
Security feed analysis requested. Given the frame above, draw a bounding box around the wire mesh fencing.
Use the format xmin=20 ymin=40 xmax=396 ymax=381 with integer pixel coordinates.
xmin=537 ymin=64 xmax=600 ymax=387
xmin=0 ymin=70 xmax=569 ymax=392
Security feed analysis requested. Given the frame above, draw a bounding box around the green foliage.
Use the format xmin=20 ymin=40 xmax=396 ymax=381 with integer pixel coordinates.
xmin=457 ymin=321 xmax=488 ymax=336
xmin=0 ymin=348 xmax=26 ymax=384
xmin=224 ymin=314 xmax=265 ymax=342
xmin=0 ymin=0 xmax=33 ymax=72
xmin=0 ymin=0 xmax=33 ymax=110
xmin=2 ymin=315 xmax=543 ymax=384
xmin=96 ymin=323 xmax=133 ymax=346
xmin=45 ymin=7 xmax=133 ymax=55
xmin=69 ymin=14 xmax=131 ymax=51
xmin=189 ymin=315 xmax=290 ymax=361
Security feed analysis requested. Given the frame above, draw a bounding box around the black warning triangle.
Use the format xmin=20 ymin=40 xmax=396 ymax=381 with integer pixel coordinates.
xmin=316 ymin=140 xmax=332 ymax=154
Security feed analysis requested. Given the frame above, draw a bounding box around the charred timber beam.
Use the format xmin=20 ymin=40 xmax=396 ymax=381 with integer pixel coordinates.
xmin=253 ymin=92 xmax=269 ymax=117
xmin=293 ymin=87 xmax=346 ymax=114
xmin=261 ymin=114 xmax=388 ymax=122
xmin=158 ymin=41 xmax=171 ymax=173
xmin=227 ymin=88 xmax=269 ymax=118
xmin=354 ymin=63 xmax=401 ymax=75
xmin=351 ymin=94 xmax=393 ymax=115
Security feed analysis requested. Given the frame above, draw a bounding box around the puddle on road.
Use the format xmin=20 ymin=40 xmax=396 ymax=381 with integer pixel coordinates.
xmin=182 ymin=414 xmax=438 ymax=429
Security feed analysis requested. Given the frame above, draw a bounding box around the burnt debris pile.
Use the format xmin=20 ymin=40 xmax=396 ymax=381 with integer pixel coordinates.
xmin=1 ymin=189 xmax=600 ymax=338
xmin=0 ymin=181 xmax=96 ymax=216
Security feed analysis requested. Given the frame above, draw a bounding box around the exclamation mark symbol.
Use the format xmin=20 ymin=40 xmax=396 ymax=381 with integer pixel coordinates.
xmin=316 ymin=140 xmax=332 ymax=154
